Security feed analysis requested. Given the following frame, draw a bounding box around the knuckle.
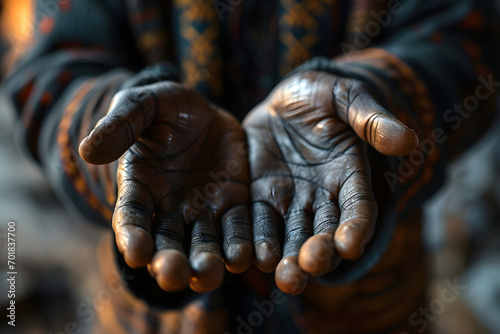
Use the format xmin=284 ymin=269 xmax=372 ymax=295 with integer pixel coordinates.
xmin=350 ymin=80 xmax=369 ymax=94
xmin=154 ymin=217 xmax=184 ymax=242
xmin=365 ymin=112 xmax=383 ymax=144
xmin=314 ymin=203 xmax=339 ymax=232
xmin=191 ymin=223 xmax=219 ymax=246
xmin=252 ymin=202 xmax=278 ymax=224
xmin=223 ymin=214 xmax=249 ymax=228
xmin=223 ymin=218 xmax=251 ymax=241
xmin=115 ymin=201 xmax=152 ymax=217
xmin=314 ymin=219 xmax=338 ymax=234
xmin=340 ymin=186 xmax=374 ymax=213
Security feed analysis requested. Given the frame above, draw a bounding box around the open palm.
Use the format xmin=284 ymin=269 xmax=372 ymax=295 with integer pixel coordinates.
xmin=243 ymin=71 xmax=418 ymax=294
xmin=79 ymin=82 xmax=252 ymax=293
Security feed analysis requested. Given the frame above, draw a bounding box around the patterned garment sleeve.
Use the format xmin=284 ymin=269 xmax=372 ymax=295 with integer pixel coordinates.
xmin=3 ymin=0 xmax=178 ymax=226
xmin=2 ymin=0 xmax=219 ymax=314
xmin=332 ymin=0 xmax=500 ymax=215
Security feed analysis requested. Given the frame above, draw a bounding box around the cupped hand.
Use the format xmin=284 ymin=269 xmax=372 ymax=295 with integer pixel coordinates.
xmin=79 ymin=82 xmax=252 ymax=293
xmin=243 ymin=71 xmax=418 ymax=294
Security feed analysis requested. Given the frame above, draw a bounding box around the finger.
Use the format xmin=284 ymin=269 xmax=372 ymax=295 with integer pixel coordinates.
xmin=252 ymin=201 xmax=282 ymax=273
xmin=275 ymin=207 xmax=313 ymax=294
xmin=149 ymin=212 xmax=190 ymax=292
xmin=79 ymin=88 xmax=157 ymax=165
xmin=221 ymin=204 xmax=253 ymax=274
xmin=335 ymin=170 xmax=378 ymax=260
xmin=333 ymin=79 xmax=418 ymax=156
xmin=275 ymin=256 xmax=310 ymax=295
xmin=299 ymin=202 xmax=340 ymax=275
xmin=283 ymin=208 xmax=313 ymax=258
xmin=189 ymin=220 xmax=224 ymax=293
xmin=113 ymin=176 xmax=155 ymax=269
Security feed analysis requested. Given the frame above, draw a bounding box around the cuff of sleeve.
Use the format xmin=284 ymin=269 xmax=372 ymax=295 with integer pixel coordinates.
xmin=121 ymin=62 xmax=181 ymax=89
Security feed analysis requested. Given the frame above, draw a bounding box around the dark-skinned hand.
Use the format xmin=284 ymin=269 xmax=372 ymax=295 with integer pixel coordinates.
xmin=79 ymin=82 xmax=252 ymax=294
xmin=243 ymin=71 xmax=418 ymax=294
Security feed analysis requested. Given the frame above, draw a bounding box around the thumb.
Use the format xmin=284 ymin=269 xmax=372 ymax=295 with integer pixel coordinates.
xmin=333 ymin=79 xmax=418 ymax=156
xmin=79 ymin=88 xmax=157 ymax=165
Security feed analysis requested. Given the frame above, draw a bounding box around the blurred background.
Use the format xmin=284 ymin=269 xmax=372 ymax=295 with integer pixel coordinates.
xmin=0 ymin=1 xmax=500 ymax=334
xmin=0 ymin=3 xmax=105 ymax=334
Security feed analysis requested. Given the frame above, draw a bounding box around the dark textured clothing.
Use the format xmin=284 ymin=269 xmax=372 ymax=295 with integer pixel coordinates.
xmin=3 ymin=0 xmax=500 ymax=332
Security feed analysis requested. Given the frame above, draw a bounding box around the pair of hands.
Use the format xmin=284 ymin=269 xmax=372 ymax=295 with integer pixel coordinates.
xmin=79 ymin=71 xmax=417 ymax=295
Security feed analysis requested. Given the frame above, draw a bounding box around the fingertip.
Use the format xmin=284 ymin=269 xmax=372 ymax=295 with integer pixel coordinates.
xmin=221 ymin=205 xmax=253 ymax=274
xmin=152 ymin=249 xmax=191 ymax=292
xmin=298 ymin=234 xmax=336 ymax=275
xmin=334 ymin=222 xmax=368 ymax=260
xmin=79 ymin=119 xmax=127 ymax=164
xmin=189 ymin=252 xmax=225 ymax=293
xmin=375 ymin=115 xmax=419 ymax=156
xmin=254 ymin=241 xmax=281 ymax=273
xmin=79 ymin=131 xmax=111 ymax=165
xmin=116 ymin=226 xmax=154 ymax=269
xmin=275 ymin=256 xmax=309 ymax=295
xmin=78 ymin=136 xmax=91 ymax=162
xmin=78 ymin=124 xmax=114 ymax=165
xmin=224 ymin=242 xmax=253 ymax=274
xmin=147 ymin=262 xmax=155 ymax=278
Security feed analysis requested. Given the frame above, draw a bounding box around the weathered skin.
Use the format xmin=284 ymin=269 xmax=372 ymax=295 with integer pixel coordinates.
xmin=79 ymin=82 xmax=252 ymax=293
xmin=78 ymin=72 xmax=417 ymax=295
xmin=243 ymin=71 xmax=418 ymax=294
